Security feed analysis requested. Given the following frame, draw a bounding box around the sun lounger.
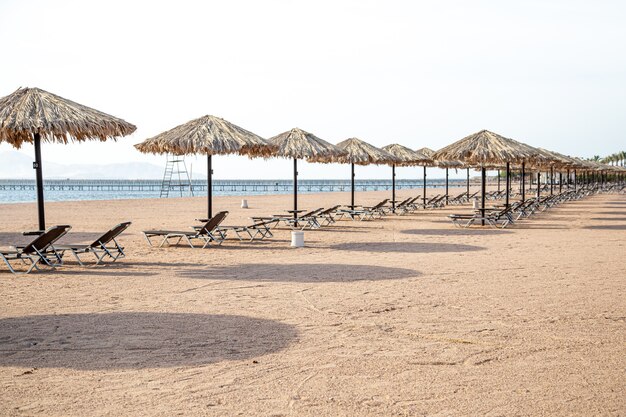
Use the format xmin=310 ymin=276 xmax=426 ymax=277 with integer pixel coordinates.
xmin=54 ymin=222 xmax=131 ymax=265
xmin=143 ymin=211 xmax=228 ymax=248
xmin=1 ymin=225 xmax=71 ymax=274
xmin=448 ymin=206 xmax=514 ymax=228
xmin=314 ymin=205 xmax=341 ymax=226
xmin=391 ymin=198 xmax=412 ymax=214
xmin=425 ymin=194 xmax=447 ymax=209
xmin=446 ymin=191 xmax=465 ymax=205
xmin=337 ymin=199 xmax=390 ymax=220
xmin=252 ymin=208 xmax=324 ymax=230
xmin=193 ymin=218 xmax=278 ymax=242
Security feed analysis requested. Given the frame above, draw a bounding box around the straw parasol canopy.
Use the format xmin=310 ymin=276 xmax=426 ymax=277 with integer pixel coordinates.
xmin=268 ymin=128 xmax=345 ymax=221
xmin=0 ymin=87 xmax=136 ymax=148
xmin=329 ymin=138 xmax=397 ymax=209
xmin=335 ymin=138 xmax=398 ymax=165
xmin=413 ymin=147 xmax=437 ymax=166
xmin=135 ymin=115 xmax=274 ymax=219
xmin=134 ymin=115 xmax=272 ymax=157
xmin=382 ymin=144 xmax=424 ymax=166
xmin=0 ymin=87 xmax=136 ymax=231
xmin=431 ymin=130 xmax=541 ymax=167
xmin=432 ymin=130 xmax=544 ymax=223
xmin=268 ymin=127 xmax=345 ymax=161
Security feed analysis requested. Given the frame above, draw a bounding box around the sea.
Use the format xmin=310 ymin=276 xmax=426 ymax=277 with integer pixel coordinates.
xmin=0 ymin=179 xmax=469 ymax=204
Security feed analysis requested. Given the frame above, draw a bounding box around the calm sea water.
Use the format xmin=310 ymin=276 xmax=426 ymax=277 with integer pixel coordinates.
xmin=0 ymin=179 xmax=467 ymax=204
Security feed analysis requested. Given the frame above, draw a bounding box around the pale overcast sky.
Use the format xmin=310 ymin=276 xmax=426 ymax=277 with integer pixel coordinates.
xmin=1 ymin=0 xmax=624 ymax=179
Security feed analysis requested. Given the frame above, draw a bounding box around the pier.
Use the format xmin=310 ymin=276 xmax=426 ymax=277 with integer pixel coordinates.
xmin=0 ymin=179 xmax=464 ymax=193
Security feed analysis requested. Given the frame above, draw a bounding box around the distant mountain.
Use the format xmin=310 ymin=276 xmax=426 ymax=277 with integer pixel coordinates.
xmin=0 ymin=151 xmax=203 ymax=180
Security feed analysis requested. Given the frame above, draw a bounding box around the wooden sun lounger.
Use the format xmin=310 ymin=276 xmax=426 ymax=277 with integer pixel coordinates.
xmin=54 ymin=222 xmax=131 ymax=265
xmin=143 ymin=211 xmax=228 ymax=248
xmin=1 ymin=225 xmax=71 ymax=274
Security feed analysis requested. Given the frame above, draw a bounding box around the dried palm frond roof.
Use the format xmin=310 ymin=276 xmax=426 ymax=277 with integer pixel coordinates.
xmin=431 ymin=129 xmax=545 ymax=166
xmin=135 ymin=115 xmax=273 ymax=157
xmin=332 ymin=138 xmax=398 ymax=165
xmin=0 ymin=87 xmax=136 ymax=148
xmin=382 ymin=144 xmax=425 ymax=166
xmin=413 ymin=147 xmax=437 ymax=166
xmin=267 ymin=127 xmax=346 ymax=161
xmin=527 ymin=147 xmax=579 ymax=169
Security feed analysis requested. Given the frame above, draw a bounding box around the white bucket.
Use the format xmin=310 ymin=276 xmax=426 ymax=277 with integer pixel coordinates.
xmin=241 ymin=199 xmax=249 ymax=208
xmin=291 ymin=231 xmax=304 ymax=247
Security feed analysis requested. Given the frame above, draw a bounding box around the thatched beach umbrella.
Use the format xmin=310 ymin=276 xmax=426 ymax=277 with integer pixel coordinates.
xmin=414 ymin=147 xmax=436 ymax=207
xmin=135 ymin=115 xmax=273 ymax=219
xmin=532 ymin=148 xmax=577 ymax=195
xmin=382 ymin=144 xmax=424 ymax=210
xmin=268 ymin=128 xmax=345 ymax=223
xmin=331 ymin=138 xmax=397 ymax=209
xmin=434 ymin=158 xmax=465 ymax=205
xmin=0 ymin=87 xmax=136 ymax=230
xmin=432 ymin=129 xmax=540 ymax=225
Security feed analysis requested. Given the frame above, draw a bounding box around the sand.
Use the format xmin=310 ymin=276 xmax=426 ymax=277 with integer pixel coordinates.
xmin=0 ymin=186 xmax=625 ymax=416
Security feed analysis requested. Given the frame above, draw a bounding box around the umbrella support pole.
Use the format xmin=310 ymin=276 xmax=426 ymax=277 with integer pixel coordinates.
xmin=481 ymin=167 xmax=486 ymax=226
xmin=550 ymin=167 xmax=554 ymax=195
xmin=423 ymin=166 xmax=427 ymax=208
xmin=34 ymin=133 xmax=46 ymax=231
xmin=521 ymin=163 xmax=526 ymax=202
xmin=537 ymin=172 xmax=541 ymax=199
xmin=351 ymin=163 xmax=356 ymax=209
xmin=294 ymin=158 xmax=298 ymax=225
xmin=207 ymin=154 xmax=213 ymax=219
xmin=445 ymin=168 xmax=449 ymax=205
xmin=466 ymin=168 xmax=470 ymax=197
xmin=505 ymin=162 xmax=510 ymax=208
xmin=391 ymin=164 xmax=395 ymax=212
xmin=559 ymin=171 xmax=563 ymax=194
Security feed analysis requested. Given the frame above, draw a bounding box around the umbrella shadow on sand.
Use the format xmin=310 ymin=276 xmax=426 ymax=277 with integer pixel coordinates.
xmin=328 ymin=241 xmax=485 ymax=253
xmin=596 ymin=211 xmax=626 ymax=216
xmin=401 ymin=228 xmax=512 ymax=236
xmin=0 ymin=312 xmax=297 ymax=370
xmin=584 ymin=224 xmax=626 ymax=230
xmin=177 ymin=263 xmax=420 ymax=282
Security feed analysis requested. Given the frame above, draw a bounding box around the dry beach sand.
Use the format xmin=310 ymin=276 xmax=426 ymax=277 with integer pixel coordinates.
xmin=0 ymin=186 xmax=625 ymax=416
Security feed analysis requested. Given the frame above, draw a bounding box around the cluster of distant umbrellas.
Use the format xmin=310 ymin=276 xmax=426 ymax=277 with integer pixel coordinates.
xmin=1 ymin=87 xmax=624 ymax=230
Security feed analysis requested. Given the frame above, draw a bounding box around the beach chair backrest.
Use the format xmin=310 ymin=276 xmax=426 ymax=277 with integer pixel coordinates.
xmin=198 ymin=211 xmax=228 ymax=234
xmin=302 ymin=208 xmax=323 ymax=217
xmin=90 ymin=221 xmax=132 ymax=248
xmin=22 ymin=225 xmax=72 ymax=254
xmin=372 ymin=199 xmax=389 ymax=209
xmin=318 ymin=205 xmax=340 ymax=215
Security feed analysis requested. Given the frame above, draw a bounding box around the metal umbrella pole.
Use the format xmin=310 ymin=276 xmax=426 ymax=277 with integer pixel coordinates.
xmin=33 ymin=132 xmax=46 ymax=231
xmin=293 ymin=158 xmax=298 ymax=224
xmin=391 ymin=164 xmax=396 ymax=212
